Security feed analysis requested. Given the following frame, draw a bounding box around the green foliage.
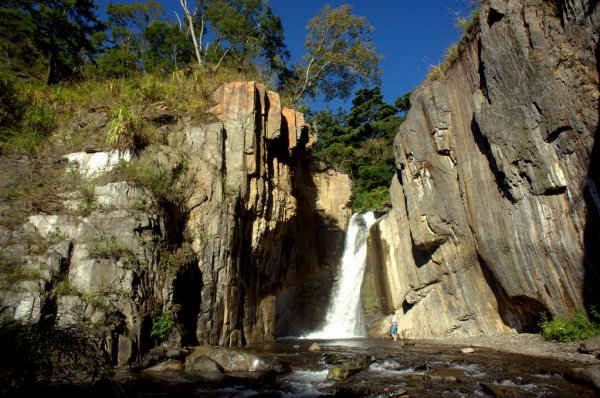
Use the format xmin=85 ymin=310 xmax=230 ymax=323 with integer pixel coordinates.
xmin=539 ymin=308 xmax=600 ymax=342
xmin=0 ymin=253 xmax=43 ymax=288
xmin=52 ymin=279 xmax=80 ymax=296
xmin=21 ymin=104 xmax=57 ymax=138
xmin=114 ymin=153 xmax=188 ymax=206
xmin=311 ymin=87 xmax=404 ymax=212
xmin=106 ymin=1 xmax=165 ymax=35
xmin=287 ymin=4 xmax=382 ymax=105
xmin=106 ymin=105 xmax=145 ymax=150
xmin=205 ymin=0 xmax=289 ymax=74
xmin=73 ymin=178 xmax=97 ymax=216
xmin=88 ymin=235 xmax=135 ymax=263
xmin=142 ymin=21 xmax=194 ymax=73
xmin=6 ymin=0 xmax=105 ymax=84
xmin=0 ymin=2 xmax=43 ymax=77
xmin=151 ymin=311 xmax=174 ymax=341
xmin=0 ymin=70 xmax=26 ymax=135
xmin=0 ymin=77 xmax=60 ymax=153
xmin=352 ymin=186 xmax=390 ymax=213
xmin=96 ymin=47 xmax=140 ymax=78
xmin=159 ymin=243 xmax=196 ymax=271
xmin=0 ymin=318 xmax=105 ymax=394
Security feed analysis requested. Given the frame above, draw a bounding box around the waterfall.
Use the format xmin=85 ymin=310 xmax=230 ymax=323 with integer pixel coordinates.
xmin=305 ymin=212 xmax=376 ymax=339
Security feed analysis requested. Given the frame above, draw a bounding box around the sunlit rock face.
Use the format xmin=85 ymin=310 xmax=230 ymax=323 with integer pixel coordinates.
xmin=364 ymin=0 xmax=600 ymax=338
xmin=182 ymin=81 xmax=352 ymax=346
xmin=0 ymin=81 xmax=352 ymax=365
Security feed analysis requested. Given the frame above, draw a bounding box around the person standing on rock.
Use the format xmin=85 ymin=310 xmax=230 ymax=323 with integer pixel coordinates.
xmin=390 ymin=311 xmax=398 ymax=341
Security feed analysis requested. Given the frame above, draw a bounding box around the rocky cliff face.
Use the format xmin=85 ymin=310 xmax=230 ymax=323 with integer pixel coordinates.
xmin=364 ymin=0 xmax=599 ymax=338
xmin=0 ymin=81 xmax=351 ymax=364
xmin=186 ymin=82 xmax=352 ymax=346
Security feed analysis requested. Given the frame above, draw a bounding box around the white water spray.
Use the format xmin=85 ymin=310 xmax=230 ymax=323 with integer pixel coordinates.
xmin=304 ymin=212 xmax=376 ymax=339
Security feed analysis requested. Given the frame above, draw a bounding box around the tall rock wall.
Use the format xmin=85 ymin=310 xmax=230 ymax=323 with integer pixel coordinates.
xmin=364 ymin=0 xmax=599 ymax=338
xmin=0 ymin=81 xmax=352 ymax=364
xmin=186 ymin=82 xmax=352 ymax=346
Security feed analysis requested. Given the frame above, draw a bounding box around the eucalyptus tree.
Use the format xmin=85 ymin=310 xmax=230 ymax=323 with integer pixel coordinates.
xmin=288 ymin=4 xmax=382 ymax=105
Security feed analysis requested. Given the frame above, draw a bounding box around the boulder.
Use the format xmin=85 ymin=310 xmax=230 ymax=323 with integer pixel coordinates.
xmin=185 ymin=346 xmax=289 ymax=373
xmin=579 ymin=335 xmax=600 ymax=359
xmin=143 ymin=359 xmax=184 ymax=372
xmin=324 ymin=353 xmax=370 ymax=380
xmin=185 ymin=354 xmax=223 ymax=373
xmin=568 ymin=365 xmax=600 ymax=390
xmin=308 ymin=343 xmax=321 ymax=351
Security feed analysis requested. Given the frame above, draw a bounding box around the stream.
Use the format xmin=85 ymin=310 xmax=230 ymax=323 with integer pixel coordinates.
xmin=117 ymin=338 xmax=598 ymax=397
xmin=112 ymin=212 xmax=598 ymax=396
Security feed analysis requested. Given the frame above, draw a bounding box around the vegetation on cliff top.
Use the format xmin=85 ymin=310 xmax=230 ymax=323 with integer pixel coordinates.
xmin=311 ymin=88 xmax=410 ymax=211
xmin=0 ymin=0 xmax=395 ymax=213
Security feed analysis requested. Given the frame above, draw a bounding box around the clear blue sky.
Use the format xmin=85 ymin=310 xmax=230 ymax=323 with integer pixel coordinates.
xmin=269 ymin=0 xmax=468 ymax=109
xmin=97 ymin=0 xmax=470 ymax=110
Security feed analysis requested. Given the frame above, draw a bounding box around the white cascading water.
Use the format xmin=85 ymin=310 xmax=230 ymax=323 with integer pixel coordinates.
xmin=304 ymin=212 xmax=376 ymax=339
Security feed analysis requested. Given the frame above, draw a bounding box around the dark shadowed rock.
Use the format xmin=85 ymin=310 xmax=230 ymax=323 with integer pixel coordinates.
xmin=568 ymin=365 xmax=600 ymax=390
xmin=185 ymin=353 xmax=224 ymax=373
xmin=579 ymin=335 xmax=600 ymax=358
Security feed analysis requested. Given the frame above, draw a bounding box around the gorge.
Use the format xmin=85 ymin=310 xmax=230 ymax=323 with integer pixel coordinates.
xmin=0 ymin=0 xmax=598 ymax=374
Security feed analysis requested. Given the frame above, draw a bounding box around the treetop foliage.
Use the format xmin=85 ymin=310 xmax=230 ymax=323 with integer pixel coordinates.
xmin=287 ymin=4 xmax=382 ymax=105
xmin=0 ymin=0 xmax=402 ymax=212
xmin=1 ymin=0 xmax=104 ymax=84
xmin=0 ymin=1 xmax=383 ymax=107
xmin=311 ymin=87 xmax=410 ymax=211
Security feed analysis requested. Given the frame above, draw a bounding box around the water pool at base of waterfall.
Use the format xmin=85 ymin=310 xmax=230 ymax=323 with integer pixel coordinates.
xmin=112 ymin=338 xmax=598 ymax=397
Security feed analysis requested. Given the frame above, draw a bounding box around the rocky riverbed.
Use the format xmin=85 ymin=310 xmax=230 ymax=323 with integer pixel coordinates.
xmin=108 ymin=335 xmax=600 ymax=397
xmin=421 ymin=333 xmax=599 ymax=364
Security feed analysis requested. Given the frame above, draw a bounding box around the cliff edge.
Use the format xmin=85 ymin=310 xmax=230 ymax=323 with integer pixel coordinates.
xmin=364 ymin=0 xmax=600 ymax=338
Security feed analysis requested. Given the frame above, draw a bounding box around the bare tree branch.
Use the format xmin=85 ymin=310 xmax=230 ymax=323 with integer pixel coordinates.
xmin=180 ymin=0 xmax=203 ymax=68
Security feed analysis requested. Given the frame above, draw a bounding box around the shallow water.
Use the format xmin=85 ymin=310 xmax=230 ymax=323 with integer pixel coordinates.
xmin=118 ymin=338 xmax=598 ymax=397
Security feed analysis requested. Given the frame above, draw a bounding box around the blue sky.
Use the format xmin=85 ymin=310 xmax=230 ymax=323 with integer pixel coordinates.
xmin=269 ymin=0 xmax=468 ymax=109
xmin=96 ymin=1 xmax=470 ymax=110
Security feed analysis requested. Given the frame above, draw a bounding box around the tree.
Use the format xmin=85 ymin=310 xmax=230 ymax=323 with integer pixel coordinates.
xmin=347 ymin=87 xmax=397 ymax=130
xmin=96 ymin=47 xmax=139 ymax=78
xmin=179 ymin=0 xmax=205 ymax=68
xmin=311 ymin=87 xmax=404 ymax=211
xmin=0 ymin=0 xmax=42 ymax=77
xmin=204 ymin=0 xmax=289 ymax=74
xmin=395 ymin=92 xmax=411 ymax=114
xmin=289 ymin=4 xmax=381 ymax=105
xmin=142 ymin=20 xmax=194 ymax=72
xmin=1 ymin=0 xmax=104 ymax=84
xmin=102 ymin=1 xmax=166 ymax=73
xmin=105 ymin=1 xmax=165 ymax=35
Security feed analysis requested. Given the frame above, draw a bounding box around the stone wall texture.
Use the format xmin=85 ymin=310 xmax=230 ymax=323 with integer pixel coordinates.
xmin=364 ymin=0 xmax=600 ymax=338
xmin=0 ymin=82 xmax=352 ymax=365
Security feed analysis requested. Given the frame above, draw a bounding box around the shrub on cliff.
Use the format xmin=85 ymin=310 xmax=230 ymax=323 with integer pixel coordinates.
xmin=539 ymin=308 xmax=600 ymax=342
xmin=0 ymin=317 xmax=106 ymax=395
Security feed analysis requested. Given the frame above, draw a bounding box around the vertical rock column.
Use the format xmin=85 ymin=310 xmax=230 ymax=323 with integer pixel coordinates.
xmin=184 ymin=82 xmax=349 ymax=346
xmin=364 ymin=0 xmax=599 ymax=337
